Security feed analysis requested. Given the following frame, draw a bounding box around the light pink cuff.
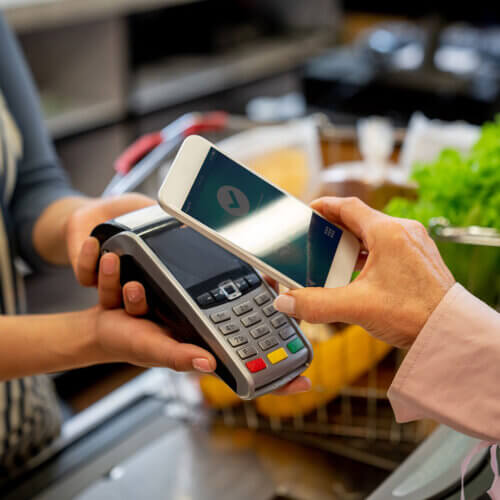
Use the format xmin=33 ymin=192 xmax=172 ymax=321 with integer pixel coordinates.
xmin=388 ymin=283 xmax=500 ymax=442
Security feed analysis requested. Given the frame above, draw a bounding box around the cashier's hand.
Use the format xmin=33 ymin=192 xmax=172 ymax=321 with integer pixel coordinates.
xmin=67 ymin=193 xmax=155 ymax=291
xmin=273 ymin=197 xmax=456 ymax=350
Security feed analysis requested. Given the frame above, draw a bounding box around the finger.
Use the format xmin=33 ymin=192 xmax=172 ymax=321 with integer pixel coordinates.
xmin=123 ymin=281 xmax=149 ymax=316
xmin=273 ymin=376 xmax=311 ymax=395
xmin=274 ymin=286 xmax=361 ymax=324
xmin=263 ymin=275 xmax=279 ymax=293
xmin=126 ymin=318 xmax=217 ymax=372
xmin=98 ymin=253 xmax=122 ymax=309
xmin=311 ymin=197 xmax=381 ymax=248
xmin=76 ymin=237 xmax=100 ymax=286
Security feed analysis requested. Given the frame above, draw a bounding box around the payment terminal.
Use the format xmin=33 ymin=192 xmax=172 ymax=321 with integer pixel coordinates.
xmin=92 ymin=205 xmax=313 ymax=399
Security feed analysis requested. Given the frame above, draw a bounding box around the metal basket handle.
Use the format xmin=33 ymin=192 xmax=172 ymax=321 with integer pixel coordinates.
xmin=429 ymin=218 xmax=500 ymax=247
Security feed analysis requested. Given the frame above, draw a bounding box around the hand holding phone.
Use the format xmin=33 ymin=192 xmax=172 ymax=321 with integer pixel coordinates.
xmin=158 ymin=136 xmax=360 ymax=289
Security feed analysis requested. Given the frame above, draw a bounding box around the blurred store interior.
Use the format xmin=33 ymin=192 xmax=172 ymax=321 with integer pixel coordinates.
xmin=1 ymin=0 xmax=499 ymax=499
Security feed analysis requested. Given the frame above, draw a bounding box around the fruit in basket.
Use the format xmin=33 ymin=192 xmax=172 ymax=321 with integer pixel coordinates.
xmin=199 ymin=324 xmax=392 ymax=415
xmin=255 ymin=324 xmax=391 ymax=417
xmin=385 ymin=117 xmax=500 ymax=306
xmin=247 ymin=148 xmax=310 ymax=199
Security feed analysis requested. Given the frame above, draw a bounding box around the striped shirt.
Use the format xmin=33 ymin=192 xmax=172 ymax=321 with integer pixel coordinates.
xmin=0 ymin=15 xmax=77 ymax=474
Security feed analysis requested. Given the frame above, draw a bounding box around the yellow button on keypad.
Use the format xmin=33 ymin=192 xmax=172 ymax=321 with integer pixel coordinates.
xmin=267 ymin=347 xmax=288 ymax=365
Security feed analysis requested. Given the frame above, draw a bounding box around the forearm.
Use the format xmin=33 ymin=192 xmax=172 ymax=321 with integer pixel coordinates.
xmin=388 ymin=284 xmax=500 ymax=442
xmin=33 ymin=196 xmax=89 ymax=266
xmin=0 ymin=309 xmax=105 ymax=381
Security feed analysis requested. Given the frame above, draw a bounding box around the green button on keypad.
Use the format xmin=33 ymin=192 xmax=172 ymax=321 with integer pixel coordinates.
xmin=287 ymin=337 xmax=304 ymax=354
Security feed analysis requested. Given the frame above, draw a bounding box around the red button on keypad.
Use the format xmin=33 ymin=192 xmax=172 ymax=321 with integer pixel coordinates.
xmin=246 ymin=358 xmax=266 ymax=373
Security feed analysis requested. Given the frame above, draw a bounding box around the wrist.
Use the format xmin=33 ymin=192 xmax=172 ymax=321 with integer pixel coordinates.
xmin=64 ymin=307 xmax=114 ymax=368
xmin=79 ymin=306 xmax=118 ymax=366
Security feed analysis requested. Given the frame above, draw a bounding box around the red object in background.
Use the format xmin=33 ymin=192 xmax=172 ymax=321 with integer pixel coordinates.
xmin=113 ymin=111 xmax=229 ymax=176
xmin=246 ymin=358 xmax=266 ymax=373
xmin=114 ymin=132 xmax=163 ymax=175
xmin=181 ymin=111 xmax=228 ymax=137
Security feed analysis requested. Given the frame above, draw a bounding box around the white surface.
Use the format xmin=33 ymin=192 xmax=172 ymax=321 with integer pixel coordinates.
xmin=400 ymin=112 xmax=480 ymax=175
xmin=158 ymin=135 xmax=359 ymax=289
xmin=325 ymin=229 xmax=360 ymax=288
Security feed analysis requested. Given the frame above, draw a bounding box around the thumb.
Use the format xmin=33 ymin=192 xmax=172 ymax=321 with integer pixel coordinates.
xmin=274 ymin=286 xmax=361 ymax=324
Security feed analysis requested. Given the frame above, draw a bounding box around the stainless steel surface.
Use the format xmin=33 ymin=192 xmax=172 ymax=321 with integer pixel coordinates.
xmin=33 ymin=418 xmax=389 ymax=500
xmin=368 ymin=426 xmax=488 ymax=500
xmin=430 ymin=217 xmax=500 ymax=247
xmin=18 ymin=369 xmax=176 ymax=474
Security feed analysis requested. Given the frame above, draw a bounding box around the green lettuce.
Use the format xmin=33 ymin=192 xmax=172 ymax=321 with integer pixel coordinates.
xmin=385 ymin=118 xmax=500 ymax=306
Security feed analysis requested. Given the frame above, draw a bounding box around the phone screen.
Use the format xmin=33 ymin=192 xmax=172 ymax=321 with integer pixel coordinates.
xmin=182 ymin=147 xmax=343 ymax=287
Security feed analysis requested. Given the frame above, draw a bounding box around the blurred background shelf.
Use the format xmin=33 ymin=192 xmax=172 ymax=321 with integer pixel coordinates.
xmin=1 ymin=0 xmax=204 ymax=33
xmin=129 ymin=31 xmax=333 ymax=114
xmin=44 ymin=99 xmax=126 ymax=139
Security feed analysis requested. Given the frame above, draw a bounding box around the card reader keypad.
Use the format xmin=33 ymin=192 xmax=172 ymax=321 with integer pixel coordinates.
xmin=232 ymin=302 xmax=253 ymax=316
xmin=228 ymin=335 xmax=248 ymax=347
xmin=250 ymin=324 xmax=270 ymax=339
xmin=204 ymin=284 xmax=306 ymax=377
xmin=210 ymin=311 xmax=231 ymax=324
xmin=219 ymin=323 xmax=240 ymax=335
xmin=241 ymin=313 xmax=261 ymax=328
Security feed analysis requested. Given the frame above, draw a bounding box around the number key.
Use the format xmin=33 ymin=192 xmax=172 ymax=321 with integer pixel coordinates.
xmin=232 ymin=301 xmax=253 ymax=316
xmin=262 ymin=304 xmax=277 ymax=317
xmin=210 ymin=311 xmax=230 ymax=324
xmin=228 ymin=335 xmax=248 ymax=347
xmin=271 ymin=314 xmax=288 ymax=329
xmin=250 ymin=325 xmax=271 ymax=339
xmin=258 ymin=337 xmax=279 ymax=351
xmin=241 ymin=312 xmax=261 ymax=328
xmin=219 ymin=323 xmax=240 ymax=335
xmin=279 ymin=326 xmax=295 ymax=340
xmin=237 ymin=346 xmax=257 ymax=360
xmin=254 ymin=292 xmax=271 ymax=306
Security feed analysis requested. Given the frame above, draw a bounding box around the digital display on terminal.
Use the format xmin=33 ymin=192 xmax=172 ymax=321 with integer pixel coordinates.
xmin=144 ymin=224 xmax=243 ymax=290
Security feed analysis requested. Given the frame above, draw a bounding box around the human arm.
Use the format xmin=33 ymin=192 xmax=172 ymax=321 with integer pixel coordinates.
xmin=274 ymin=196 xmax=500 ymax=439
xmin=0 ymin=15 xmax=83 ymax=269
xmin=0 ymin=304 xmax=219 ymax=382
xmin=388 ymin=283 xmax=500 ymax=441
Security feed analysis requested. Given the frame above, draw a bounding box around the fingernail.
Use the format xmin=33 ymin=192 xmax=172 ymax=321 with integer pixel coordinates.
xmin=126 ymin=285 xmax=142 ymax=303
xmin=102 ymin=256 xmax=116 ymax=275
xmin=274 ymin=294 xmax=296 ymax=315
xmin=192 ymin=358 xmax=214 ymax=373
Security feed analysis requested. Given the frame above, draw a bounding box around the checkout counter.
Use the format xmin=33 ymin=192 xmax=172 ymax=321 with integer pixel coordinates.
xmin=0 ymin=367 xmax=492 ymax=500
xmin=4 ymin=116 xmax=494 ymax=500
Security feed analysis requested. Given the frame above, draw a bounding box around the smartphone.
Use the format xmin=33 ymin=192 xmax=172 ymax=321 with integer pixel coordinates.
xmin=158 ymin=135 xmax=360 ymax=289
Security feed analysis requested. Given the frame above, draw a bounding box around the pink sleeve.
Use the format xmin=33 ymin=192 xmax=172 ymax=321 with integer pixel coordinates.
xmin=388 ymin=283 xmax=500 ymax=442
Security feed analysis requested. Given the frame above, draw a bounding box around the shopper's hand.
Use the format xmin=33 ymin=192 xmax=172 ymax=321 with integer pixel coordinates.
xmin=273 ymin=197 xmax=456 ymax=349
xmin=86 ymin=305 xmax=217 ymax=372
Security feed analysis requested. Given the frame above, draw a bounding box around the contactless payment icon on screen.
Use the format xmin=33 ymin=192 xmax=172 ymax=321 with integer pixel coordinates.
xmin=217 ymin=185 xmax=250 ymax=216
